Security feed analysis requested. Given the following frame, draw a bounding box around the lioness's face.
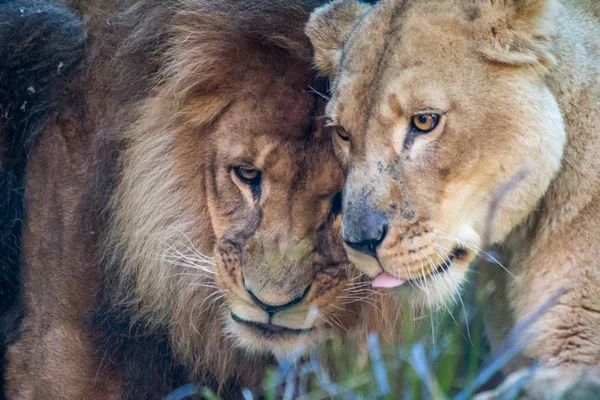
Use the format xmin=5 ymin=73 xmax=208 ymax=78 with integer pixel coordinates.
xmin=307 ymin=0 xmax=566 ymax=305
xmin=199 ymin=61 xmax=359 ymax=356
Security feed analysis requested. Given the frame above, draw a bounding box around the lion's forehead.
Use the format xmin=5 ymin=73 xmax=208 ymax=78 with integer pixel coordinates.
xmin=215 ymin=129 xmax=341 ymax=189
xmin=260 ymin=140 xmax=342 ymax=194
xmin=332 ymin=2 xmax=479 ymax=132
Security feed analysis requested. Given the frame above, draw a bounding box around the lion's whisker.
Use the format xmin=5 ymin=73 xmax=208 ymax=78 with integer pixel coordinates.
xmin=163 ymin=255 xmax=216 ymax=268
xmin=163 ymin=250 xmax=216 ymax=273
xmin=208 ymin=294 xmax=226 ymax=308
xmin=159 ymin=250 xmax=217 ymax=275
xmin=199 ymin=289 xmax=226 ymax=310
xmin=188 ymin=283 xmax=220 ymax=290
xmin=163 ymin=264 xmax=216 ymax=278
xmin=175 ymin=229 xmax=215 ymax=262
xmin=318 ymin=313 xmax=346 ymax=333
xmin=340 ymin=296 xmax=383 ymax=315
xmin=307 ymin=86 xmax=330 ymax=101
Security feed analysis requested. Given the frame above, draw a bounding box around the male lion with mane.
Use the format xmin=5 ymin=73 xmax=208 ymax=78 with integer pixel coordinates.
xmin=307 ymin=0 xmax=600 ymax=382
xmin=1 ymin=0 xmax=401 ymax=398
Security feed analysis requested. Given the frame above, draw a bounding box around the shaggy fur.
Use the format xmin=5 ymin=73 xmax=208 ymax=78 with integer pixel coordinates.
xmin=0 ymin=2 xmax=84 ymax=398
xmin=308 ymin=0 xmax=600 ymax=372
xmin=4 ymin=0 xmax=403 ymax=398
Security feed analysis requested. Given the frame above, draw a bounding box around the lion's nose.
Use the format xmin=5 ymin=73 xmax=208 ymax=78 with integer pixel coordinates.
xmin=342 ymin=206 xmax=388 ymax=257
xmin=246 ymin=284 xmax=311 ymax=314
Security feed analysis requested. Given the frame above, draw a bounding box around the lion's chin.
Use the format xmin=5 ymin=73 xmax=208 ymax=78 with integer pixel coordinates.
xmin=224 ymin=314 xmax=329 ymax=359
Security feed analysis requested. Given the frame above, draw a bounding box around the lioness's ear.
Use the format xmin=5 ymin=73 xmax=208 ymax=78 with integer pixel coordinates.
xmin=305 ymin=0 xmax=372 ymax=79
xmin=471 ymin=0 xmax=555 ymax=72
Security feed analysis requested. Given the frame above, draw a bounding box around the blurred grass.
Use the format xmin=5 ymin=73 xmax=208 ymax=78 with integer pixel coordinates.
xmin=187 ymin=278 xmax=497 ymax=400
xmin=171 ymin=275 xmax=579 ymax=400
xmin=257 ymin=299 xmax=491 ymax=400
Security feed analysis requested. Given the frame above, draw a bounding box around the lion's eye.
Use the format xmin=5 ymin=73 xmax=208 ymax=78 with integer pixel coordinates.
xmin=330 ymin=192 xmax=343 ymax=217
xmin=334 ymin=126 xmax=350 ymax=141
xmin=411 ymin=114 xmax=440 ymax=134
xmin=234 ymin=166 xmax=261 ymax=185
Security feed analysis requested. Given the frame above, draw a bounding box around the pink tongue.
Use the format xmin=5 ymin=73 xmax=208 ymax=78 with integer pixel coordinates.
xmin=372 ymin=272 xmax=406 ymax=288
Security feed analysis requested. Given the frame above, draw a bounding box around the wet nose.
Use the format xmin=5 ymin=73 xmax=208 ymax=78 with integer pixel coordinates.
xmin=246 ymin=284 xmax=311 ymax=314
xmin=342 ymin=206 xmax=388 ymax=256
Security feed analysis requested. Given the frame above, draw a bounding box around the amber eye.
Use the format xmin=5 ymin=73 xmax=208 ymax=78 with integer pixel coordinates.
xmin=233 ymin=166 xmax=261 ymax=185
xmin=411 ymin=113 xmax=440 ymax=134
xmin=334 ymin=126 xmax=350 ymax=141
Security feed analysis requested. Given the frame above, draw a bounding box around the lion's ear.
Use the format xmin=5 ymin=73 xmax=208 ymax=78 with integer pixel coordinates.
xmin=471 ymin=0 xmax=555 ymax=73
xmin=305 ymin=0 xmax=372 ymax=79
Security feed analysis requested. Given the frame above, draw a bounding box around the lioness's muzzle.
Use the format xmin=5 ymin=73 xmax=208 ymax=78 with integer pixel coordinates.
xmin=342 ymin=194 xmax=388 ymax=256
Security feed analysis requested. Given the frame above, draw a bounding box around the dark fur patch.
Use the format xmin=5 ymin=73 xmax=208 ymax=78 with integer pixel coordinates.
xmin=92 ymin=298 xmax=245 ymax=399
xmin=0 ymin=1 xmax=85 ymax=397
xmin=92 ymin=300 xmax=192 ymax=400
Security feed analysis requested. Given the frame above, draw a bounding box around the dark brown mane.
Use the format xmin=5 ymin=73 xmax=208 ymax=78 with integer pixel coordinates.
xmin=2 ymin=1 xmax=402 ymax=398
xmin=83 ymin=1 xmax=331 ymax=396
xmin=86 ymin=0 xmax=333 ymax=397
xmin=0 ymin=3 xmax=85 ymax=398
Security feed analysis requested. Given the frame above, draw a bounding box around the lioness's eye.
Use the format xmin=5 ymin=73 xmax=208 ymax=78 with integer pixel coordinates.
xmin=334 ymin=126 xmax=350 ymax=141
xmin=411 ymin=114 xmax=440 ymax=133
xmin=234 ymin=166 xmax=261 ymax=185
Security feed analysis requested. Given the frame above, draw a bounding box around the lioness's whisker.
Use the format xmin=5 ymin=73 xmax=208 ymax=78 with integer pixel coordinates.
xmin=433 ymin=230 xmax=519 ymax=282
xmin=343 ymin=282 xmax=374 ymax=291
xmin=345 ymin=288 xmax=381 ymax=296
xmin=421 ymin=249 xmax=443 ymax=343
xmin=346 ymin=273 xmax=367 ymax=282
xmin=418 ymin=257 xmax=433 ymax=308
xmin=430 ymin=244 xmax=474 ymax=344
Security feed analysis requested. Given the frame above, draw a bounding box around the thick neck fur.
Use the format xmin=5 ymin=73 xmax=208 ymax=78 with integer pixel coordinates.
xmin=508 ymin=0 xmax=600 ymax=248
xmin=486 ymin=0 xmax=600 ymax=369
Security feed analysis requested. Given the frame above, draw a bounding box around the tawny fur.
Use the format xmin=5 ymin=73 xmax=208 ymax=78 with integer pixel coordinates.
xmin=307 ymin=0 xmax=600 ymax=372
xmin=4 ymin=0 xmax=403 ymax=398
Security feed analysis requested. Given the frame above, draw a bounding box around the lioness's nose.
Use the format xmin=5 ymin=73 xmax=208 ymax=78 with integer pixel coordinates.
xmin=342 ymin=205 xmax=388 ymax=256
xmin=246 ymin=283 xmax=311 ymax=314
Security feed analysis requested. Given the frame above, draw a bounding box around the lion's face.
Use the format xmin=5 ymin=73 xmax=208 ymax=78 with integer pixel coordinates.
xmin=109 ymin=1 xmax=402 ymax=380
xmin=307 ymin=0 xmax=566 ymax=305
xmin=189 ymin=63 xmax=359 ymax=357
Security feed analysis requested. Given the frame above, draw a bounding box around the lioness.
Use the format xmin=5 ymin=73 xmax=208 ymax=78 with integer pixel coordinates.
xmin=1 ymin=0 xmax=400 ymax=398
xmin=307 ymin=0 xmax=600 ymax=372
